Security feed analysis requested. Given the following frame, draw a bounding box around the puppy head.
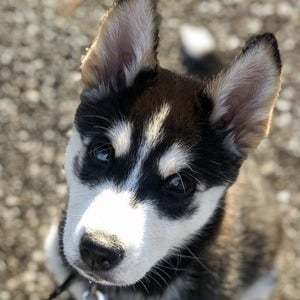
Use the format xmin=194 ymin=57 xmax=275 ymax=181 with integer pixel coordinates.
xmin=62 ymin=0 xmax=281 ymax=288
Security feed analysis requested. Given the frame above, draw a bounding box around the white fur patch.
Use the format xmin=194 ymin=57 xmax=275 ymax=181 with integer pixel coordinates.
xmin=158 ymin=143 xmax=191 ymax=179
xmin=64 ymin=126 xmax=88 ymax=177
xmin=107 ymin=121 xmax=132 ymax=157
xmin=124 ymin=103 xmax=170 ymax=190
xmin=145 ymin=103 xmax=170 ymax=148
xmin=63 ymin=128 xmax=98 ymax=265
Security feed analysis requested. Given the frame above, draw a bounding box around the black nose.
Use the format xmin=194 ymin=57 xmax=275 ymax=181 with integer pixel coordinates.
xmin=80 ymin=232 xmax=124 ymax=272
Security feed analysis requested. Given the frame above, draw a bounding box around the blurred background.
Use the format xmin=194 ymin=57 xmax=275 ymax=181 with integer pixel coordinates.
xmin=0 ymin=0 xmax=299 ymax=299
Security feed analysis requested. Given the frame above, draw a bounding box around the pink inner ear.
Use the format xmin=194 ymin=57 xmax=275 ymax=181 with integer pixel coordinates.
xmin=221 ymin=63 xmax=271 ymax=128
xmin=80 ymin=0 xmax=158 ymax=92
xmin=211 ymin=51 xmax=280 ymax=154
xmin=102 ymin=22 xmax=137 ymax=89
xmin=116 ymin=48 xmax=134 ymax=89
xmin=208 ymin=34 xmax=281 ymax=153
xmin=223 ymin=85 xmax=254 ymax=126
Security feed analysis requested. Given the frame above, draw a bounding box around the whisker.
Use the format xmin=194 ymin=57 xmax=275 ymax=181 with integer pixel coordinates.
xmin=158 ymin=256 xmax=187 ymax=273
xmin=185 ymin=247 xmax=219 ymax=280
xmin=137 ymin=279 xmax=150 ymax=295
xmin=145 ymin=273 xmax=165 ymax=291
xmin=160 ymin=256 xmax=182 ymax=270
xmin=81 ymin=131 xmax=108 ymax=136
xmin=152 ymin=270 xmax=169 ymax=286
xmin=87 ymin=143 xmax=112 ymax=155
xmin=154 ymin=265 xmax=172 ymax=279
xmin=80 ymin=115 xmax=113 ymax=124
xmin=93 ymin=125 xmax=109 ymax=131
xmin=187 ymin=164 xmax=226 ymax=182
xmin=176 ymin=172 xmax=186 ymax=194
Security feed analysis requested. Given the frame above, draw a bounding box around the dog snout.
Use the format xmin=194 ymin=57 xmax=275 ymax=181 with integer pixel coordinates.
xmin=79 ymin=231 xmax=124 ymax=272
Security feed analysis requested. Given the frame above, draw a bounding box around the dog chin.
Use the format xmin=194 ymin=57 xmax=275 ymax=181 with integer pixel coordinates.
xmin=73 ymin=262 xmax=129 ymax=286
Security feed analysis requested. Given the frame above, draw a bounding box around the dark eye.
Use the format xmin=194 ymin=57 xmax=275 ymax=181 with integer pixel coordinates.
xmin=89 ymin=144 xmax=114 ymax=167
xmin=164 ymin=174 xmax=195 ymax=198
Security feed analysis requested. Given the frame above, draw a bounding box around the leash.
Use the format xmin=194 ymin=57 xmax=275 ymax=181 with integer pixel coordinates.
xmin=47 ymin=272 xmax=77 ymax=300
xmin=47 ymin=272 xmax=106 ymax=300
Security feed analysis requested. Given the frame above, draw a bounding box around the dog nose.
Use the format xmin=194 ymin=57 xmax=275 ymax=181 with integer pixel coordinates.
xmin=80 ymin=232 xmax=124 ymax=272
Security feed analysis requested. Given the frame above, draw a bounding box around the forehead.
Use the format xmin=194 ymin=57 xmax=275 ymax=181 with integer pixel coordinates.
xmin=131 ymin=68 xmax=205 ymax=139
xmin=77 ymin=68 xmax=207 ymax=144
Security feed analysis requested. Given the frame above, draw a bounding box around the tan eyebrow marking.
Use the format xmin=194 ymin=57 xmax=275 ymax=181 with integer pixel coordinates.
xmin=158 ymin=143 xmax=191 ymax=179
xmin=107 ymin=121 xmax=133 ymax=157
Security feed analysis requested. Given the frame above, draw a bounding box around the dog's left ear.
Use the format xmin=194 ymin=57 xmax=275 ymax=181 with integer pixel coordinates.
xmin=80 ymin=0 xmax=159 ymax=94
xmin=207 ymin=33 xmax=281 ymax=156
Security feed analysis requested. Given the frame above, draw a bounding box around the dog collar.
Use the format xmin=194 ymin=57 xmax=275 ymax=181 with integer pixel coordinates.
xmin=81 ymin=281 xmax=108 ymax=300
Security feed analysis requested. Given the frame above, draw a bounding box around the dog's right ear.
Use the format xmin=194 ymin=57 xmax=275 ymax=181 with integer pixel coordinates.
xmin=80 ymin=0 xmax=159 ymax=96
xmin=206 ymin=33 xmax=281 ymax=156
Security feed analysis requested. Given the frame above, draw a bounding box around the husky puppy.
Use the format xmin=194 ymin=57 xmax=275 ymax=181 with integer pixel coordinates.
xmin=45 ymin=0 xmax=282 ymax=299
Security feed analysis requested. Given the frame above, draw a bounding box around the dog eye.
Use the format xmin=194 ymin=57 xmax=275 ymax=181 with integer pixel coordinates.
xmin=89 ymin=144 xmax=114 ymax=166
xmin=164 ymin=174 xmax=195 ymax=197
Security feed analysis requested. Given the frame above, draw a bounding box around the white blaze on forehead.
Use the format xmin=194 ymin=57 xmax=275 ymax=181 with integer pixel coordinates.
xmin=125 ymin=103 xmax=171 ymax=190
xmin=145 ymin=103 xmax=170 ymax=147
xmin=158 ymin=143 xmax=191 ymax=179
xmin=107 ymin=121 xmax=132 ymax=157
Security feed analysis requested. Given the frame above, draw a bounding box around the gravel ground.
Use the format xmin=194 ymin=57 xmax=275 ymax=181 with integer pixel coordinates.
xmin=0 ymin=0 xmax=299 ymax=299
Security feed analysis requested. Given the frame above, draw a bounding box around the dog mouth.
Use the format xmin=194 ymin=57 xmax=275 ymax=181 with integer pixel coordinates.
xmin=73 ymin=260 xmax=171 ymax=293
xmin=73 ymin=261 xmax=124 ymax=286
